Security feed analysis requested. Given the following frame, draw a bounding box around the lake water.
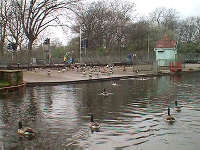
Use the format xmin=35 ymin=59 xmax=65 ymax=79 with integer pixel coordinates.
xmin=1 ymin=72 xmax=200 ymax=150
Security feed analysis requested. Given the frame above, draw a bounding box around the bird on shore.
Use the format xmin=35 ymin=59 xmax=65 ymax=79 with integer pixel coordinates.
xmin=82 ymin=70 xmax=86 ymax=76
xmin=62 ymin=68 xmax=66 ymax=72
xmin=47 ymin=70 xmax=51 ymax=76
xmin=123 ymin=66 xmax=126 ymax=71
xmin=89 ymin=114 xmax=100 ymax=131
xmin=34 ymin=68 xmax=39 ymax=73
xmin=165 ymin=107 xmax=175 ymax=123
xmin=88 ymin=72 xmax=93 ymax=78
xmin=175 ymin=100 xmax=181 ymax=112
xmin=17 ymin=121 xmax=35 ymax=139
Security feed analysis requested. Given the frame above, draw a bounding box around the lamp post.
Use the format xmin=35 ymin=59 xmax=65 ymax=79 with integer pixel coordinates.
xmin=147 ymin=31 xmax=150 ymax=62
xmin=44 ymin=38 xmax=50 ymax=64
xmin=80 ymin=27 xmax=82 ymax=64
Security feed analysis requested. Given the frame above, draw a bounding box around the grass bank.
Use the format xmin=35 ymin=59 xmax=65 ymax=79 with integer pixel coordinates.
xmin=0 ymin=80 xmax=10 ymax=88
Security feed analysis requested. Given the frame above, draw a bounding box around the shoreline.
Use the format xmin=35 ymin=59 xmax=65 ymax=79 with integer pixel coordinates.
xmin=23 ymin=64 xmax=200 ymax=86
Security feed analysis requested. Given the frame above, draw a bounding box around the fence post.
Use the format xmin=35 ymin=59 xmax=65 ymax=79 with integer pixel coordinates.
xmin=153 ymin=60 xmax=158 ymax=75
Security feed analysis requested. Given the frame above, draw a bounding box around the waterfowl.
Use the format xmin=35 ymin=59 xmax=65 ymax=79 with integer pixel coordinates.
xmin=135 ymin=69 xmax=139 ymax=73
xmin=62 ymin=68 xmax=66 ymax=72
xmin=101 ymin=88 xmax=109 ymax=96
xmin=88 ymin=72 xmax=93 ymax=78
xmin=47 ymin=70 xmax=51 ymax=76
xmin=17 ymin=121 xmax=35 ymax=138
xmin=175 ymin=100 xmax=181 ymax=112
xmin=112 ymin=82 xmax=118 ymax=86
xmin=123 ymin=66 xmax=126 ymax=71
xmin=94 ymin=71 xmax=99 ymax=77
xmin=165 ymin=107 xmax=175 ymax=123
xmin=82 ymin=70 xmax=87 ymax=76
xmin=89 ymin=114 xmax=100 ymax=131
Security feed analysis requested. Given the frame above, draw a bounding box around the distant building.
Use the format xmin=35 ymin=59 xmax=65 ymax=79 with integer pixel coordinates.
xmin=154 ymin=34 xmax=177 ymax=67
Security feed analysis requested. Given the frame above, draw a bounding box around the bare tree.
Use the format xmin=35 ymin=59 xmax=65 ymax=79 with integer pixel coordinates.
xmin=149 ymin=7 xmax=179 ymax=31
xmin=15 ymin=0 xmax=82 ymax=65
xmin=7 ymin=0 xmax=25 ymax=51
xmin=0 ymin=0 xmax=9 ymax=55
xmin=75 ymin=0 xmax=135 ymax=53
xmin=177 ymin=16 xmax=200 ymax=43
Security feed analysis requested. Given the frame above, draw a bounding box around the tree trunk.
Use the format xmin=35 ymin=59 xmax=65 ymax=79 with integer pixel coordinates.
xmin=0 ymin=26 xmax=6 ymax=56
xmin=27 ymin=40 xmax=33 ymax=70
xmin=0 ymin=41 xmax=4 ymax=56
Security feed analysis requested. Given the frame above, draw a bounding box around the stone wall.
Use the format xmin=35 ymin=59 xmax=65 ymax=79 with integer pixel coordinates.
xmin=0 ymin=70 xmax=23 ymax=85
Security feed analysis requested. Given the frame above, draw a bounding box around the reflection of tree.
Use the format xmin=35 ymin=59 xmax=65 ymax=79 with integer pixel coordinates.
xmin=24 ymin=87 xmax=39 ymax=121
xmin=43 ymin=86 xmax=53 ymax=112
xmin=0 ymin=91 xmax=24 ymax=124
xmin=1 ymin=101 xmax=10 ymax=124
xmin=19 ymin=87 xmax=49 ymax=124
xmin=81 ymin=82 xmax=108 ymax=115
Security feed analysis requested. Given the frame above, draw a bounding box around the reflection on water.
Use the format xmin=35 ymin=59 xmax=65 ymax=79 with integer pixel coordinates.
xmin=1 ymin=72 xmax=200 ymax=149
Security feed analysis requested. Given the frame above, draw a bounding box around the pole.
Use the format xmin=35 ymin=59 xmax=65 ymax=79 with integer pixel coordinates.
xmin=148 ymin=32 xmax=150 ymax=62
xmin=80 ymin=27 xmax=82 ymax=64
xmin=48 ymin=43 xmax=50 ymax=64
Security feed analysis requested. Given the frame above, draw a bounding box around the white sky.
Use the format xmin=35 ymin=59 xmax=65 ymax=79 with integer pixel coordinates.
xmin=133 ymin=0 xmax=200 ymax=17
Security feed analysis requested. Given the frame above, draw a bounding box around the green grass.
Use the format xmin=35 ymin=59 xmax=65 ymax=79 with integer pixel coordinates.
xmin=0 ymin=81 xmax=10 ymax=88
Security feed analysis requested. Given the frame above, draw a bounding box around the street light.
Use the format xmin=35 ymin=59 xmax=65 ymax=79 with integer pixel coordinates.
xmin=80 ymin=26 xmax=88 ymax=64
xmin=80 ymin=27 xmax=82 ymax=64
xmin=44 ymin=38 xmax=51 ymax=64
xmin=147 ymin=31 xmax=150 ymax=62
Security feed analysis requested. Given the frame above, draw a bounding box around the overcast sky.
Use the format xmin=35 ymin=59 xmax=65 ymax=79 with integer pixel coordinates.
xmin=133 ymin=0 xmax=200 ymax=17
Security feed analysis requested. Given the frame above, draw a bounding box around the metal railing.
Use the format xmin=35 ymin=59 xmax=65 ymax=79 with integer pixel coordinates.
xmin=1 ymin=50 xmax=200 ymax=68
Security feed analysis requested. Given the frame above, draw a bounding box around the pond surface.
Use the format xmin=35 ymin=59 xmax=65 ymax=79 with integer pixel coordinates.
xmin=1 ymin=72 xmax=200 ymax=150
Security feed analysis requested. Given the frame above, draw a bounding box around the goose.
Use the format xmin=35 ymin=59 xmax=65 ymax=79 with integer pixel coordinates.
xmin=175 ymin=100 xmax=181 ymax=112
xmin=89 ymin=114 xmax=100 ymax=131
xmin=17 ymin=121 xmax=35 ymax=138
xmin=165 ymin=107 xmax=175 ymax=123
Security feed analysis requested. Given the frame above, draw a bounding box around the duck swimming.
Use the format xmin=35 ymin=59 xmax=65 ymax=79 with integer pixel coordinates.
xmin=175 ymin=100 xmax=181 ymax=112
xmin=17 ymin=121 xmax=35 ymax=138
xmin=89 ymin=114 xmax=100 ymax=131
xmin=165 ymin=107 xmax=175 ymax=123
xmin=112 ymin=82 xmax=117 ymax=86
xmin=101 ymin=88 xmax=109 ymax=96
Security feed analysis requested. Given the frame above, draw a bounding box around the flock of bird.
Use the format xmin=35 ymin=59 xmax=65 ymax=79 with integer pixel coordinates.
xmin=33 ymin=64 xmax=140 ymax=79
xmin=89 ymin=101 xmax=181 ymax=134
xmin=16 ymin=82 xmax=117 ymax=139
xmin=16 ymin=98 xmax=181 ymax=139
xmin=16 ymin=88 xmax=182 ymax=143
xmin=34 ymin=64 xmax=115 ymax=77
